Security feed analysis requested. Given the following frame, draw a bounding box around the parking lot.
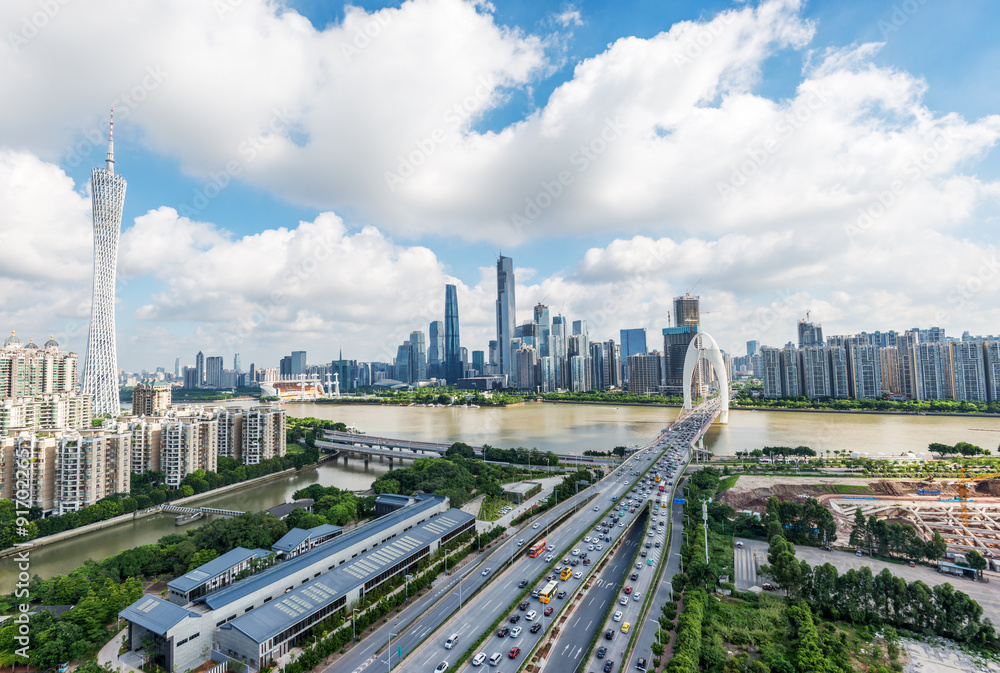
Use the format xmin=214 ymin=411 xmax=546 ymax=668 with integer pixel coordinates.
xmin=734 ymin=537 xmax=1000 ymax=624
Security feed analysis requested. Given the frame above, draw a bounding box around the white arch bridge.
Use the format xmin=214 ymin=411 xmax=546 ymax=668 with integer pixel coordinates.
xmin=681 ymin=331 xmax=729 ymax=425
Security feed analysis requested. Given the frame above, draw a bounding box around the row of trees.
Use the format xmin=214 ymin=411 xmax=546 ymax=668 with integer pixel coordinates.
xmin=763 ymin=519 xmax=999 ymax=649
xmin=848 ymin=508 xmax=947 ymax=560
xmin=291 ymin=484 xmax=376 ymax=527
xmin=929 ymin=441 xmax=992 ymax=456
xmin=733 ymin=388 xmax=1000 ymax=414
xmin=542 ymin=391 xmax=685 ymax=405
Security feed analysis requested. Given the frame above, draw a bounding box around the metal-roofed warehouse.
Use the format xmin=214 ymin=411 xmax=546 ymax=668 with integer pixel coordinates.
xmin=216 ymin=510 xmax=475 ymax=668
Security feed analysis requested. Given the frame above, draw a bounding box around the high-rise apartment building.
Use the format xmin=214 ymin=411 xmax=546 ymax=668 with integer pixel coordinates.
xmin=780 ymin=346 xmax=800 ymax=397
xmin=129 ymin=418 xmax=162 ymax=474
xmin=514 ymin=343 xmax=537 ymax=390
xmin=880 ymin=346 xmax=900 ymax=395
xmin=798 ymin=347 xmax=831 ymax=398
xmin=984 ymin=342 xmax=1000 ymax=404
xmin=663 ymin=324 xmax=699 ymax=396
xmin=205 ymin=356 xmax=224 ymax=388
xmin=897 ymin=331 xmax=921 ymax=399
xmin=408 ymin=331 xmax=427 ymax=381
xmin=196 ymin=351 xmax=206 ymax=387
xmin=797 ymin=320 xmax=824 ymax=348
xmin=915 ymin=342 xmax=946 ymax=401
xmin=496 ymin=256 xmax=516 ymax=378
xmin=161 ymin=415 xmax=218 ymax=488
xmin=53 ymin=429 xmax=131 ymax=515
xmin=445 ymin=284 xmax=462 ymax=384
xmin=848 ymin=344 xmax=882 ymax=399
xmin=947 ymin=341 xmax=987 ymax=402
xmin=242 ymin=406 xmax=286 ymax=465
xmin=82 ymin=118 xmax=126 ymax=417
xmin=628 ymin=352 xmax=661 ymax=395
xmin=132 ymin=382 xmax=172 ymax=416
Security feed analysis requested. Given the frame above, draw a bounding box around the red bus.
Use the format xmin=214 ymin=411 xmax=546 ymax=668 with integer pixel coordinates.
xmin=528 ymin=540 xmax=547 ymax=558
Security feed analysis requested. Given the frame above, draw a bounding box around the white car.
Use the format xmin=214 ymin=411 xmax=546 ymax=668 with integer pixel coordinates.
xmin=633 ymin=593 xmax=641 ymax=601
xmin=434 ymin=662 xmax=449 ymax=673
xmin=588 ymin=545 xmax=595 ymax=551
xmin=472 ymin=652 xmax=487 ymax=666
xmin=482 ymin=567 xmax=492 ymax=576
xmin=571 ymin=549 xmax=580 ymax=556
xmin=619 ymin=597 xmax=628 ymax=605
xmin=532 ymin=523 xmax=540 ymax=529
xmin=518 ymin=539 xmax=525 ymax=546
xmin=585 ymin=537 xmax=591 ymax=543
xmin=594 ymin=505 xmax=600 ymax=511
xmin=510 ymin=626 xmax=522 ymax=638
xmin=596 ymin=545 xmax=603 ymax=551
xmin=574 ymin=571 xmax=583 ymax=579
xmin=613 ymin=611 xmax=623 ymax=622
xmin=526 ymin=610 xmax=538 ymax=621
xmin=545 ymin=554 xmax=554 ymax=562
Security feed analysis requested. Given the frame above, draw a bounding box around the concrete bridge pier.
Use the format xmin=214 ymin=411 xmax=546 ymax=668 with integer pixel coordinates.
xmin=342 ymin=454 xmax=349 ymax=465
xmin=388 ymin=456 xmax=394 ymax=470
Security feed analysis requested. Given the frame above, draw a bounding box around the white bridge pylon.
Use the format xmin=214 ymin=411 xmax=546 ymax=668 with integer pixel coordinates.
xmin=682 ymin=331 xmax=729 ymax=424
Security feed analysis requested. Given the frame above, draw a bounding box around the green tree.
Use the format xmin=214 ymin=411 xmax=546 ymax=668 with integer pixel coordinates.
xmin=965 ymin=550 xmax=988 ymax=572
xmin=187 ymin=548 xmax=219 ymax=571
xmin=925 ymin=531 xmax=948 ymax=561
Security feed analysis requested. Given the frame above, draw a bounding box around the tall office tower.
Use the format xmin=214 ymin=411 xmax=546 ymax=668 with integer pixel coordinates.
xmin=82 ymin=115 xmax=126 ymax=418
xmin=428 ymin=320 xmax=444 ymax=378
xmin=848 ymin=344 xmax=882 ymax=399
xmin=779 ymin=346 xmax=800 ymax=397
xmin=205 ymin=356 xmax=224 ymax=388
xmin=534 ymin=303 xmax=551 ymax=358
xmin=460 ymin=347 xmax=469 ymax=368
xmin=196 ymin=350 xmax=206 ymax=386
xmin=408 ymin=331 xmax=427 ymax=381
xmin=662 ymin=325 xmax=699 ymax=396
xmin=674 ymin=294 xmax=700 ymax=327
xmin=572 ymin=320 xmax=588 ymax=336
xmin=746 ymin=340 xmax=760 ymax=357
xmin=796 ymin=347 xmax=831 ymax=398
xmin=605 ymin=339 xmax=621 ymax=388
xmin=984 ymin=342 xmax=1000 ymax=403
xmin=445 ymin=284 xmax=461 ymax=384
xmin=472 ymin=350 xmax=485 ymax=376
xmin=551 ymin=316 xmax=567 ymax=389
xmin=827 ymin=346 xmax=849 ymax=399
xmin=496 ymin=256 xmax=516 ymax=377
xmin=897 ymin=331 xmax=922 ymax=399
xmin=914 ymin=342 xmax=946 ymax=400
xmin=517 ymin=321 xmax=539 ymax=350
xmin=567 ymin=333 xmax=588 ymax=359
xmin=570 ymin=354 xmax=592 ymax=392
xmin=590 ymin=342 xmax=606 ymax=390
xmin=488 ymin=340 xmax=498 ymax=372
xmin=628 ymin=352 xmax=661 ymax=395
xmin=619 ymin=328 xmax=647 ymax=389
xmin=514 ymin=343 xmax=537 ymax=390
xmin=394 ymin=343 xmax=411 ymax=383
xmin=233 ymin=354 xmax=241 ymax=373
xmin=290 ymin=351 xmax=308 ymax=377
xmin=947 ymin=341 xmax=987 ymax=402
xmin=797 ymin=320 xmax=824 ymax=348
xmin=174 ymin=357 xmax=181 ymax=379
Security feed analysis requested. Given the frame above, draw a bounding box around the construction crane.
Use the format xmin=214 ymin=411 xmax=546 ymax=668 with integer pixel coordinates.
xmin=948 ymin=471 xmax=1000 ymax=528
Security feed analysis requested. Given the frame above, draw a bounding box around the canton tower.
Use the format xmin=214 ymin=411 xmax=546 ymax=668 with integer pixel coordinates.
xmin=82 ymin=112 xmax=126 ymax=416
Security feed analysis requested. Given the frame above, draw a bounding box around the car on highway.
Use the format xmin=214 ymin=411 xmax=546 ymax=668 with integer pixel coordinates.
xmin=821 ymin=545 xmax=832 ymax=551
xmin=624 ymin=586 xmax=632 ymax=594
xmin=633 ymin=592 xmax=641 ymax=601
xmin=604 ymin=629 xmax=614 ymax=640
xmin=482 ymin=567 xmax=492 ymax=576
xmin=655 ymin=542 xmax=661 ymax=548
xmin=613 ymin=610 xmax=623 ymax=622
xmin=526 ymin=610 xmax=537 ymax=621
xmin=530 ymin=622 xmax=542 ymax=633
xmin=518 ymin=580 xmax=529 ymax=589
xmin=472 ymin=652 xmax=487 ymax=666
xmin=434 ymin=662 xmax=449 ymax=673
xmin=556 ymin=590 xmax=567 ymax=599
xmin=585 ymin=537 xmax=591 ymax=543
xmin=621 ymin=622 xmax=630 ymax=633
xmin=517 ymin=539 xmax=525 ymax=546
xmin=762 ymin=582 xmax=775 ymax=590
xmin=575 ymin=571 xmax=583 ymax=579
xmin=583 ymin=558 xmax=591 ymax=565
xmin=596 ymin=544 xmax=603 ymax=550
xmin=597 ymin=646 xmax=607 ymax=659
xmin=619 ymin=597 xmax=628 ymax=605
xmin=532 ymin=522 xmax=540 ymax=529
xmin=641 ymin=551 xmax=647 ymax=557
xmin=510 ymin=627 xmax=522 ymax=638
xmin=630 ymin=573 xmax=638 ymax=581
xmin=636 ymin=562 xmax=642 ymax=569
xmin=509 ymin=614 xmax=521 ymax=624
xmin=588 ymin=545 xmax=595 ymax=551
xmin=544 ymin=606 xmax=553 ymax=616
xmin=508 ymin=646 xmax=521 ymax=659
xmin=604 ymin=661 xmax=615 ymax=673
xmin=648 ymin=559 xmax=655 ymax=566
xmin=544 ymin=555 xmax=554 ymax=563
xmin=532 ymin=589 xmax=540 ymax=598
xmin=636 ymin=656 xmax=648 ymax=671
xmin=645 ymin=542 xmax=652 ymax=548
xmin=497 ymin=627 xmax=510 ymax=638
xmin=518 ymin=601 xmax=529 ymax=610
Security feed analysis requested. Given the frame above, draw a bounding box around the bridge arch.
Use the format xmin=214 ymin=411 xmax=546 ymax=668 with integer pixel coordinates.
xmin=681 ymin=331 xmax=729 ymax=424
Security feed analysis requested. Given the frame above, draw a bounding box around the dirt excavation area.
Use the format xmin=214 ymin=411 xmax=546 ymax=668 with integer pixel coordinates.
xmin=719 ymin=475 xmax=873 ymax=511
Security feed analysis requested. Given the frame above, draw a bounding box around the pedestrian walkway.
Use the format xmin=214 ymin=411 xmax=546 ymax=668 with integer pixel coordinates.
xmin=97 ymin=628 xmax=143 ymax=673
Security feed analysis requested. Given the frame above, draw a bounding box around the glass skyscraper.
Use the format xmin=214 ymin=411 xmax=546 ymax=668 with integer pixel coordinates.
xmin=445 ymin=284 xmax=461 ymax=383
xmin=534 ymin=303 xmax=550 ymax=358
xmin=496 ymin=256 xmax=516 ymax=378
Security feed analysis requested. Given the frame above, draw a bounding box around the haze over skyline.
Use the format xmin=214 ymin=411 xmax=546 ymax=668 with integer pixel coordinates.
xmin=2 ymin=0 xmax=999 ymax=371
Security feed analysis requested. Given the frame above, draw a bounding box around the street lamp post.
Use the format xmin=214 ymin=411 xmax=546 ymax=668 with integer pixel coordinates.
xmin=405 ymin=574 xmax=412 ymax=604
xmin=353 ymin=608 xmax=360 ymax=644
xmin=676 ymin=552 xmax=683 ymax=574
xmin=386 ymin=631 xmax=398 ymax=672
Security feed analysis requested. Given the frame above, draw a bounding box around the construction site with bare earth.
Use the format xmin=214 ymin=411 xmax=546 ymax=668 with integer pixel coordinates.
xmin=718 ymin=474 xmax=1000 ymax=560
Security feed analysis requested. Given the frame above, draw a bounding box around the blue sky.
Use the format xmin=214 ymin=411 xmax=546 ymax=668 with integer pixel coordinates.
xmin=1 ymin=0 xmax=999 ymax=371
